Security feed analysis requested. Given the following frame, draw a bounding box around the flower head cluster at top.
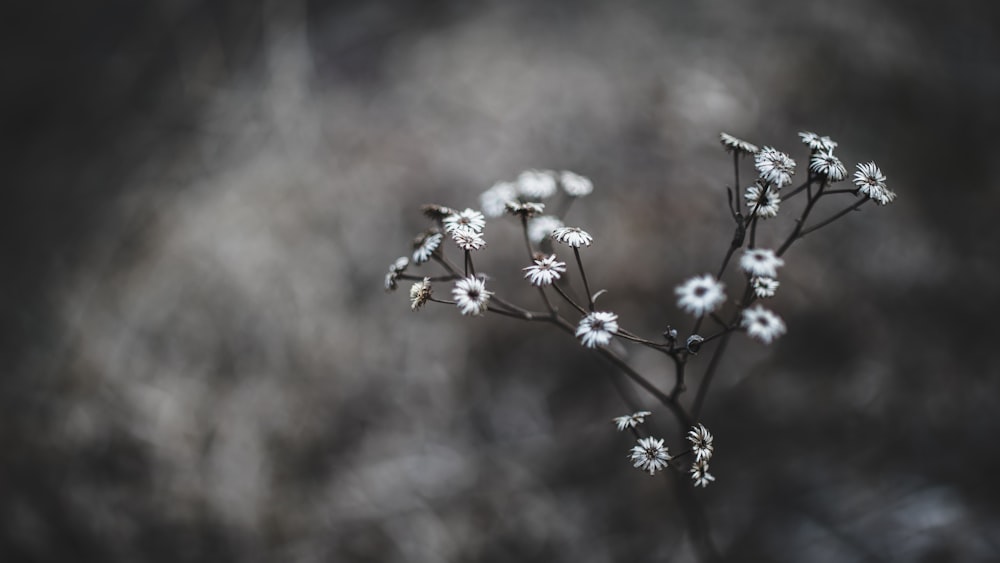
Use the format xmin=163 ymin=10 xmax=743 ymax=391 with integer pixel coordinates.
xmin=387 ymin=129 xmax=896 ymax=488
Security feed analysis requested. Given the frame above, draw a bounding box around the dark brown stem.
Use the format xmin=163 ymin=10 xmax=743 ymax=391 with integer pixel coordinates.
xmin=798 ymin=198 xmax=868 ymax=237
xmin=573 ymin=247 xmax=595 ymax=312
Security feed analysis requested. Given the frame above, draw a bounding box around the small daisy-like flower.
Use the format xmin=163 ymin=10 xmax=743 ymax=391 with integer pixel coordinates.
xmin=384 ymin=256 xmax=409 ymax=292
xmin=451 ymin=226 xmax=487 ymax=251
xmin=412 ymin=232 xmax=443 ymax=264
xmin=853 ymin=161 xmax=895 ymax=205
xmin=576 ymin=311 xmax=619 ymax=348
xmin=421 ymin=204 xmax=454 ymax=221
xmin=675 ymin=274 xmax=726 ymax=317
xmin=560 ymin=171 xmax=594 ymax=197
xmin=551 ymin=226 xmax=593 ymax=248
xmin=751 ymin=276 xmax=780 ymax=298
xmin=505 ymin=201 xmax=545 ymax=218
xmin=523 ymin=254 xmax=567 ymax=287
xmin=755 ymin=147 xmax=796 ymax=188
xmin=443 ymin=208 xmax=486 ymax=234
xmin=630 ymin=437 xmax=671 ymax=475
xmin=809 ymin=152 xmax=847 ymax=181
xmin=744 ymin=182 xmax=781 ymax=218
xmin=719 ymin=132 xmax=759 ymax=155
xmin=690 ymin=459 xmax=716 ymax=488
xmin=612 ymin=410 xmax=652 ymax=432
xmin=527 ymin=215 xmax=565 ymax=244
xmin=741 ymin=305 xmax=786 ymax=344
xmin=798 ymin=131 xmax=838 ymax=153
xmin=409 ymin=278 xmax=432 ymax=311
xmin=480 ymin=181 xmax=518 ymax=218
xmin=687 ymin=423 xmax=714 ymax=462
xmin=517 ymin=169 xmax=558 ymax=199
xmin=452 ymin=276 xmax=492 ymax=316
xmin=739 ymin=248 xmax=785 ymax=278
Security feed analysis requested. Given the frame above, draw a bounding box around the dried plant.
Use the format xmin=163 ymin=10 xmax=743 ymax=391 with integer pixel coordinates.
xmin=386 ymin=130 xmax=896 ymax=560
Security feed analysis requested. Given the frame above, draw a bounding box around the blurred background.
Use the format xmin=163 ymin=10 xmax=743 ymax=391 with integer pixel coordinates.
xmin=3 ymin=0 xmax=999 ymax=561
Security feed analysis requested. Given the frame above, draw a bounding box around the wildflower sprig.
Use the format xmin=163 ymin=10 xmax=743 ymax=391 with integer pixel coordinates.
xmin=387 ymin=131 xmax=896 ymax=493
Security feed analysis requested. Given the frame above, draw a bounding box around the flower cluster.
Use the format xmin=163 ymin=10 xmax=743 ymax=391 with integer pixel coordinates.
xmin=387 ymin=130 xmax=896 ymax=490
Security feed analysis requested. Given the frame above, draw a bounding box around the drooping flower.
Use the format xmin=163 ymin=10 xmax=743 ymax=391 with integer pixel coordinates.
xmin=421 ymin=204 xmax=454 ymax=222
xmin=675 ymin=274 xmax=726 ymax=317
xmin=517 ymin=169 xmax=558 ymax=199
xmin=741 ymin=305 xmax=786 ymax=344
xmin=384 ymin=256 xmax=409 ymax=292
xmin=690 ymin=459 xmax=716 ymax=488
xmin=751 ymin=276 xmax=780 ymax=299
xmin=412 ymin=232 xmax=443 ymax=264
xmin=853 ymin=161 xmax=896 ymax=205
xmin=809 ymin=152 xmax=847 ymax=181
xmin=551 ymin=226 xmax=593 ymax=248
xmin=480 ymin=181 xmax=518 ymax=218
xmin=576 ymin=311 xmax=619 ymax=348
xmin=719 ymin=132 xmax=759 ymax=155
xmin=443 ymin=208 xmax=486 ymax=234
xmin=755 ymin=146 xmax=796 ymax=188
xmin=527 ymin=215 xmax=565 ymax=244
xmin=629 ymin=437 xmax=671 ymax=475
xmin=687 ymin=423 xmax=714 ymax=462
xmin=523 ymin=254 xmax=567 ymax=287
xmin=798 ymin=131 xmax=838 ymax=153
xmin=613 ymin=411 xmax=652 ymax=432
xmin=744 ymin=182 xmax=781 ymax=218
xmin=409 ymin=278 xmax=432 ymax=311
xmin=452 ymin=276 xmax=492 ymax=316
xmin=739 ymin=248 xmax=785 ymax=278
xmin=560 ymin=171 xmax=594 ymax=197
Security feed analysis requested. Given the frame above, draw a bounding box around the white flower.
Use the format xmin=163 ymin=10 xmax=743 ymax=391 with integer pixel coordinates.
xmin=409 ymin=278 xmax=432 ymax=311
xmin=412 ymin=232 xmax=443 ymax=264
xmin=719 ymin=132 xmax=759 ymax=155
xmin=744 ymin=182 xmax=781 ymax=218
xmin=552 ymin=226 xmax=593 ymax=248
xmin=517 ymin=169 xmax=558 ymax=199
xmin=452 ymin=276 xmax=492 ymax=316
xmin=443 ymin=208 xmax=486 ymax=234
xmin=613 ymin=411 xmax=652 ymax=432
xmin=739 ymin=248 xmax=784 ymax=278
xmin=755 ymin=147 xmax=796 ymax=188
xmin=451 ymin=226 xmax=487 ymax=251
xmin=505 ymin=201 xmax=545 ymax=217
xmin=523 ymin=254 xmax=567 ymax=287
xmin=687 ymin=424 xmax=714 ymax=462
xmin=798 ymin=131 xmax=838 ymax=152
xmin=751 ymin=276 xmax=780 ymax=298
xmin=576 ymin=311 xmax=619 ymax=348
xmin=384 ymin=257 xmax=409 ymax=292
xmin=741 ymin=305 xmax=786 ymax=344
xmin=527 ymin=215 xmax=565 ymax=244
xmin=809 ymin=152 xmax=847 ymax=181
xmin=675 ymin=274 xmax=726 ymax=317
xmin=480 ymin=181 xmax=518 ymax=218
xmin=853 ymin=161 xmax=896 ymax=205
xmin=629 ymin=437 xmax=671 ymax=475
xmin=690 ymin=459 xmax=715 ymax=488
xmin=560 ymin=171 xmax=594 ymax=197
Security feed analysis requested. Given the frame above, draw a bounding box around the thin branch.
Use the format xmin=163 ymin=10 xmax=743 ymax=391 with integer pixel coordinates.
xmin=799 ymin=198 xmax=868 ymax=237
xmin=573 ymin=247 xmax=595 ymax=312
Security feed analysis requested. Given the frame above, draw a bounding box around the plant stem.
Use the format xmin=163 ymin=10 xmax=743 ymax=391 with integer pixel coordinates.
xmin=798 ymin=198 xmax=868 ymax=237
xmin=573 ymin=247 xmax=595 ymax=312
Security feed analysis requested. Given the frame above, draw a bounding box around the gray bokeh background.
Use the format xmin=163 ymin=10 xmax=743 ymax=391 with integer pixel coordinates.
xmin=3 ymin=1 xmax=999 ymax=561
